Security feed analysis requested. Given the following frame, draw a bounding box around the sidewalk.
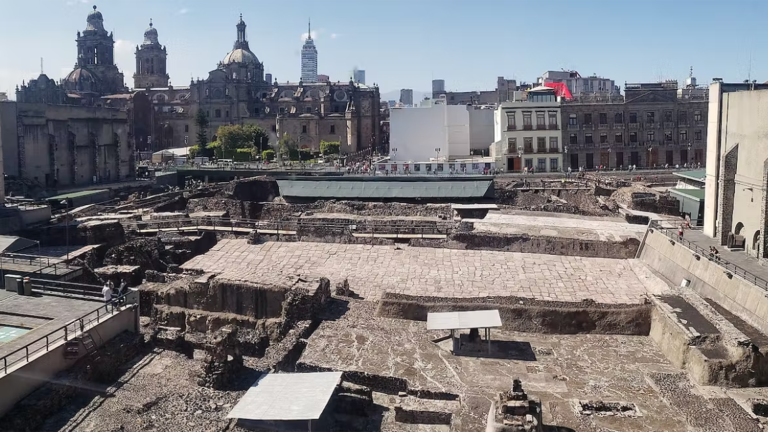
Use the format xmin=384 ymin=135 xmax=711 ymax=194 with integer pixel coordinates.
xmin=655 ymin=224 xmax=768 ymax=291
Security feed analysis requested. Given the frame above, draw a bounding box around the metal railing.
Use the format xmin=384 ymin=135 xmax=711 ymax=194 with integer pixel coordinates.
xmin=1 ymin=292 xmax=137 ymax=375
xmin=0 ymin=252 xmax=81 ymax=279
xmin=649 ymin=221 xmax=768 ymax=291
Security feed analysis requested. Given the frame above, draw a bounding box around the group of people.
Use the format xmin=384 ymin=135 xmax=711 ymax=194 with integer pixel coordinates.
xmin=101 ymin=278 xmax=130 ymax=312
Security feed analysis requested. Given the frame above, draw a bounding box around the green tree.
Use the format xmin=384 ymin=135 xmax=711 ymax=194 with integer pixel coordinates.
xmin=217 ymin=124 xmax=270 ymax=152
xmin=194 ymin=110 xmax=210 ymax=157
xmin=188 ymin=144 xmax=200 ymax=158
xmin=262 ymin=149 xmax=276 ymax=161
xmin=320 ymin=140 xmax=340 ymax=156
xmin=278 ymin=133 xmax=297 ymax=160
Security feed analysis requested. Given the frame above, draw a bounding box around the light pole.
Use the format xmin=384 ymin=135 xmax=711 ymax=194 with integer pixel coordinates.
xmin=564 ymin=145 xmax=568 ymax=172
xmin=647 ymin=146 xmax=653 ymax=169
xmin=60 ymin=200 xmax=70 ymax=262
xmin=434 ymin=147 xmax=441 ymax=161
xmin=607 ymin=148 xmax=612 ymax=170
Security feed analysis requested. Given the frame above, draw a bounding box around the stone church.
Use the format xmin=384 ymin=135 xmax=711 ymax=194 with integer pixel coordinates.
xmin=8 ymin=6 xmax=382 ymax=190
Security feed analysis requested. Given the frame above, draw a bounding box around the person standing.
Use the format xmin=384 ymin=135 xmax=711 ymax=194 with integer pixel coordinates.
xmin=102 ymin=282 xmax=113 ymax=312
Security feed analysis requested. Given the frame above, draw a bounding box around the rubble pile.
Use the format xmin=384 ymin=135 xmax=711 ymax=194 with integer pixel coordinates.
xmin=104 ymin=237 xmax=169 ymax=272
xmin=196 ymin=325 xmax=244 ymax=390
xmin=260 ymin=200 xmax=451 ymax=220
xmin=77 ymin=219 xmax=126 ymax=247
xmin=611 ymin=184 xmax=680 ymax=215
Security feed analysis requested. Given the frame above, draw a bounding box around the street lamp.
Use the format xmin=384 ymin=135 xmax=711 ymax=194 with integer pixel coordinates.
xmin=607 ymin=147 xmax=612 ymax=170
xmin=564 ymin=145 xmax=568 ymax=171
xmin=647 ymin=146 xmax=653 ymax=169
xmin=435 ymin=147 xmax=441 ymax=161
xmin=391 ymin=147 xmax=398 ymax=161
xmin=60 ymin=200 xmax=70 ymax=262
xmin=518 ymin=148 xmax=524 ymax=173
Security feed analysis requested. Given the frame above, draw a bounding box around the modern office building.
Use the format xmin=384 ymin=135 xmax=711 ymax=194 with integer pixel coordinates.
xmin=353 ymin=69 xmax=365 ymax=85
xmin=300 ymin=20 xmax=318 ymax=83
xmin=399 ymin=89 xmax=414 ymax=106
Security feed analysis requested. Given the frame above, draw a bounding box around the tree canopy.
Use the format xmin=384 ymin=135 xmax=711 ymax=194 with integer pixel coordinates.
xmin=194 ymin=110 xmax=211 ymax=158
xmin=216 ymin=124 xmax=269 ymax=152
xmin=320 ymin=140 xmax=340 ymax=156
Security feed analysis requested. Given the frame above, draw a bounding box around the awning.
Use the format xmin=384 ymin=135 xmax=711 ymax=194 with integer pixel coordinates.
xmin=427 ymin=310 xmax=502 ymax=330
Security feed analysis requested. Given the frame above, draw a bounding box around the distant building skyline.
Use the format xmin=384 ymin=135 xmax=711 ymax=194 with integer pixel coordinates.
xmin=400 ymin=88 xmax=414 ymax=106
xmin=353 ymin=68 xmax=365 ymax=85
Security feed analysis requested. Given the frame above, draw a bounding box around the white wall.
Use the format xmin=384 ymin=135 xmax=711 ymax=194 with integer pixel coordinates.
xmin=389 ymin=104 xmax=470 ymax=162
xmin=468 ymin=108 xmax=495 ymax=152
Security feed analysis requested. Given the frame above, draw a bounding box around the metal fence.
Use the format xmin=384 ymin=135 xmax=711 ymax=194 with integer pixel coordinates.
xmin=0 ymin=292 xmax=137 ymax=375
xmin=649 ymin=220 xmax=768 ymax=291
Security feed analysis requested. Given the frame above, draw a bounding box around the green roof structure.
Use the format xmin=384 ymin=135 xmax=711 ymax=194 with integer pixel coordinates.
xmin=277 ymin=179 xmax=493 ymax=200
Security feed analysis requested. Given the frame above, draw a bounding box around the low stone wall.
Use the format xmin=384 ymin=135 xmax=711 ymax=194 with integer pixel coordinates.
xmin=640 ymin=229 xmax=768 ymax=336
xmin=186 ymin=198 xmax=261 ymax=220
xmin=411 ymin=232 xmax=640 ymax=259
xmin=376 ymin=293 xmax=652 ymax=335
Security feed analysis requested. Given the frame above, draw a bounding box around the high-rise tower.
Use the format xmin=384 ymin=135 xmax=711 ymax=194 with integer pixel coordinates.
xmin=301 ymin=19 xmax=318 ymax=83
xmin=134 ymin=19 xmax=169 ymax=89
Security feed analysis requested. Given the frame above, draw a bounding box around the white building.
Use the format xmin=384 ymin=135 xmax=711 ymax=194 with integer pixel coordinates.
xmin=300 ymin=20 xmax=318 ymax=83
xmin=538 ymin=70 xmax=619 ymax=98
xmin=390 ymin=102 xmax=469 ymax=162
xmin=489 ymin=87 xmax=563 ymax=172
xmin=353 ymin=69 xmax=365 ymax=85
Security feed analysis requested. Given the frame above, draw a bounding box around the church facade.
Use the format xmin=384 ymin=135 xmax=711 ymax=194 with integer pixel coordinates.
xmin=10 ymin=6 xmax=381 ymax=189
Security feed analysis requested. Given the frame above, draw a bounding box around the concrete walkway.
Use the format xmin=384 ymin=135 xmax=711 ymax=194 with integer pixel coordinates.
xmin=656 ymin=226 xmax=768 ymax=291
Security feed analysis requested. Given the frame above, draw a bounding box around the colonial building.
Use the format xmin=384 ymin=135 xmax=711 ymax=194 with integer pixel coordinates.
xmin=560 ymin=79 xmax=708 ymax=170
xmin=489 ymin=87 xmax=563 ymax=172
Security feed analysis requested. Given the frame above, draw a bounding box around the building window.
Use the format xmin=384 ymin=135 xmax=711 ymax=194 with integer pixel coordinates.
xmin=184 ymin=125 xmax=189 ymax=133
xmin=523 ymin=112 xmax=532 ymax=129
xmin=549 ymin=137 xmax=558 ymax=152
xmin=680 ymin=130 xmax=688 ymax=142
xmin=647 ymin=131 xmax=655 ymax=143
xmin=663 ymin=110 xmax=673 ymax=122
xmin=548 ymin=111 xmax=557 ymax=127
xmin=585 ymin=133 xmax=593 ymax=145
xmin=305 ymin=106 xmax=312 ymax=113
xmin=215 ymin=109 xmax=221 ymax=118
xmin=279 ymin=107 xmax=285 ymax=114
xmin=599 ymin=113 xmax=607 ymax=125
xmin=536 ymin=111 xmax=545 ymax=127
xmin=569 ymin=134 xmax=578 ymax=145
xmin=568 ymin=114 xmax=577 ymax=125
xmin=506 ymin=112 xmax=516 ymax=130
xmin=629 ymin=112 xmax=637 ymax=124
xmin=302 ymin=125 xmax=308 ymax=134
xmin=524 ymin=137 xmax=533 ymax=153
xmin=254 ymin=108 xmax=260 ymax=115
xmin=330 ymin=125 xmax=336 ymax=134
xmin=537 ymin=137 xmax=546 ymax=152
xmin=630 ymin=132 xmax=638 ymax=143
xmin=225 ymin=110 xmax=229 ymax=118
xmin=695 ymin=130 xmax=702 ymax=141
xmin=664 ymin=131 xmax=672 ymax=142
xmin=678 ymin=111 xmax=688 ymax=125
xmin=333 ymin=106 xmax=340 ymax=113
xmin=524 ymin=158 xmax=533 ymax=169
xmin=584 ymin=113 xmax=592 ymax=125
xmin=614 ymin=133 xmax=623 ymax=144
xmin=507 ymin=137 xmax=517 ymax=153
xmin=550 ymin=158 xmax=559 ymax=171
xmin=600 ymin=133 xmax=608 ymax=144
xmin=537 ymin=158 xmax=546 ymax=171
xmin=646 ymin=112 xmax=655 ymax=123
xmin=694 ymin=110 xmax=702 ymax=122
xmin=225 ymin=88 xmax=229 ymax=96
xmin=271 ymin=125 xmax=277 ymax=132
xmin=614 ymin=112 xmax=624 ymax=124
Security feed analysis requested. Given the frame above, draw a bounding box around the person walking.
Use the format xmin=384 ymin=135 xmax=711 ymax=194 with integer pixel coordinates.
xmin=102 ymin=281 xmax=113 ymax=313
xmin=678 ymin=224 xmax=684 ymax=241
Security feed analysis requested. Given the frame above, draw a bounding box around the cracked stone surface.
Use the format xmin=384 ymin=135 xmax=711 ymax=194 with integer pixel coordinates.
xmin=182 ymin=240 xmax=651 ymax=303
xmin=299 ymin=299 xmax=691 ymax=432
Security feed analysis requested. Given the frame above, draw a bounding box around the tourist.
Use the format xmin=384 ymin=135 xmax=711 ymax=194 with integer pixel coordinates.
xmin=102 ymin=282 xmax=113 ymax=312
xmin=678 ymin=224 xmax=684 ymax=241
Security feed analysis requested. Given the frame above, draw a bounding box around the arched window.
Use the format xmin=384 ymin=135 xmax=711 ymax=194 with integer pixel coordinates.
xmin=215 ymin=109 xmax=221 ymax=118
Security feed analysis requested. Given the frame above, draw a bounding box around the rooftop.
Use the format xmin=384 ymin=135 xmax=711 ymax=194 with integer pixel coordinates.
xmin=670 ymin=188 xmax=706 ymax=201
xmin=673 ymin=169 xmax=706 ymax=182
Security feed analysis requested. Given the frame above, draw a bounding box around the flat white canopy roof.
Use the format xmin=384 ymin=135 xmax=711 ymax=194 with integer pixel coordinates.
xmin=451 ymin=204 xmax=499 ymax=210
xmin=226 ymin=372 xmax=343 ymax=421
xmin=427 ymin=310 xmax=502 ymax=331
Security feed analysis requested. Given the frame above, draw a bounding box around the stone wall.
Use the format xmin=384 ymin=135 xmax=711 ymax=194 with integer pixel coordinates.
xmin=376 ymin=293 xmax=652 ymax=335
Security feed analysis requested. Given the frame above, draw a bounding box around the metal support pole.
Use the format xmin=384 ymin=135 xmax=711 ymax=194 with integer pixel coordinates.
xmin=487 ymin=328 xmax=491 ymax=354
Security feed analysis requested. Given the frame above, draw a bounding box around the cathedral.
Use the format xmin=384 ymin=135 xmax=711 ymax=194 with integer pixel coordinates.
xmin=16 ymin=7 xmax=382 ymax=156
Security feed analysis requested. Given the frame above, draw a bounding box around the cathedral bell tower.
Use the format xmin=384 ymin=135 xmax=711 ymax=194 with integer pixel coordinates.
xmin=134 ymin=19 xmax=169 ymax=89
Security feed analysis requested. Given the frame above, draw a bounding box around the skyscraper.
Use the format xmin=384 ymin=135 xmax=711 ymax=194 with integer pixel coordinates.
xmin=353 ymin=68 xmax=366 ymax=85
xmin=399 ymin=89 xmax=414 ymax=106
xmin=301 ymin=19 xmax=318 ymax=83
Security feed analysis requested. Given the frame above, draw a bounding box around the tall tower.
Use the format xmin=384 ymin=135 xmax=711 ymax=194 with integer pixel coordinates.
xmin=63 ymin=5 xmax=125 ymax=95
xmin=301 ymin=19 xmax=318 ymax=83
xmin=134 ymin=19 xmax=169 ymax=89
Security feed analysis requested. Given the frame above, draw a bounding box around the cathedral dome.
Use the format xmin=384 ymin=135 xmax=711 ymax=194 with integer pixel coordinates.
xmin=223 ymin=48 xmax=259 ymax=65
xmin=86 ymin=5 xmax=105 ymax=33
xmin=143 ymin=20 xmax=159 ymax=45
xmin=63 ymin=66 xmax=99 ymax=92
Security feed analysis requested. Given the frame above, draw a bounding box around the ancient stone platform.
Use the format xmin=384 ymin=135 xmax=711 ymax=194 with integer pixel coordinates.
xmin=182 ymin=239 xmax=655 ymax=304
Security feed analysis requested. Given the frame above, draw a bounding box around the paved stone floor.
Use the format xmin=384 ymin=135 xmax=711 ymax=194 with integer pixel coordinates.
xmin=182 ymin=239 xmax=653 ymax=303
xmin=467 ymin=211 xmax=646 ymax=242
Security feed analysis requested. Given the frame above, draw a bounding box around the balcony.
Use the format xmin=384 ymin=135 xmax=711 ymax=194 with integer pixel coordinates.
xmin=567 ymin=124 xmax=579 ymax=130
xmin=663 ymin=122 xmax=674 ymax=129
xmin=536 ymin=147 xmax=547 ymax=153
xmin=523 ymin=146 xmax=534 ymax=153
xmin=644 ymin=122 xmax=657 ymax=129
xmin=583 ymin=124 xmax=594 ymax=130
xmin=548 ymin=147 xmax=559 ymax=153
xmin=598 ymin=123 xmax=609 ymax=129
xmin=548 ymin=124 xmax=559 ymax=130
xmin=523 ymin=125 xmax=533 ymax=131
xmin=678 ymin=122 xmax=689 ymax=128
xmin=506 ymin=126 xmax=517 ymax=131
xmin=628 ymin=123 xmax=639 ymax=129
xmin=536 ymin=124 xmax=547 ymax=130
xmin=613 ymin=123 xmax=624 ymax=129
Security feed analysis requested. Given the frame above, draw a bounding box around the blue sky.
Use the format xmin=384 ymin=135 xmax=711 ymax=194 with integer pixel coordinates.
xmin=1 ymin=0 xmax=767 ymax=98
